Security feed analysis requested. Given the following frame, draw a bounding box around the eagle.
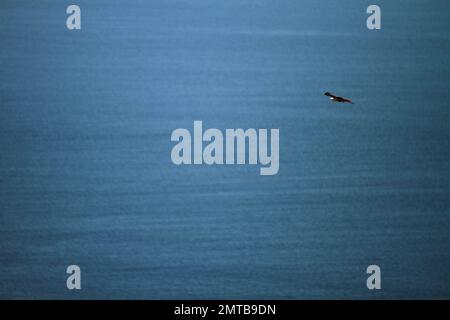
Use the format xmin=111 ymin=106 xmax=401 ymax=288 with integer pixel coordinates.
xmin=324 ymin=92 xmax=354 ymax=104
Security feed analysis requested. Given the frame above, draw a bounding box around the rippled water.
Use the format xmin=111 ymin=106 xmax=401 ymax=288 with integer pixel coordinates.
xmin=1 ymin=0 xmax=450 ymax=298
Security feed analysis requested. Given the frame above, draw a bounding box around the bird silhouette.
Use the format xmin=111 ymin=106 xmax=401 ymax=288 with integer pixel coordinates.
xmin=324 ymin=92 xmax=354 ymax=104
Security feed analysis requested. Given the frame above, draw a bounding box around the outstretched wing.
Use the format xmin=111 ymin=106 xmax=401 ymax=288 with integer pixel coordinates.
xmin=342 ymin=98 xmax=354 ymax=104
xmin=324 ymin=92 xmax=336 ymax=98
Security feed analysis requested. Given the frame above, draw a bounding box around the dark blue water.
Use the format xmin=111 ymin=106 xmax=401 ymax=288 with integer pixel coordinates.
xmin=1 ymin=0 xmax=450 ymax=299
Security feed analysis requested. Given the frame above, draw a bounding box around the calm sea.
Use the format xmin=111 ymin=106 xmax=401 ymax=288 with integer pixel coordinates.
xmin=1 ymin=0 xmax=449 ymax=298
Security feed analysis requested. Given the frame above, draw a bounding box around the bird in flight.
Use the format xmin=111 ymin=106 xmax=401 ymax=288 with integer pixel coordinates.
xmin=324 ymin=92 xmax=354 ymax=104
